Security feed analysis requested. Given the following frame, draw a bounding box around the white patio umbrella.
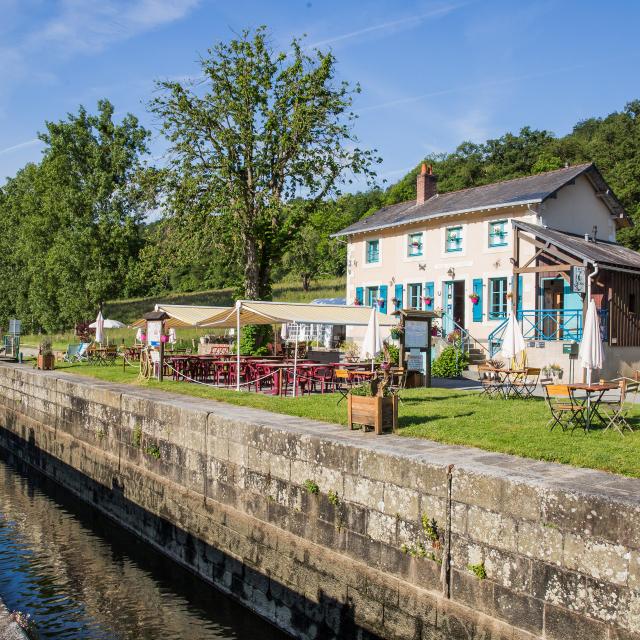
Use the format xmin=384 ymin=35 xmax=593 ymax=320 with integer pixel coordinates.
xmin=499 ymin=311 xmax=526 ymax=362
xmin=135 ymin=327 xmax=143 ymax=343
xmin=89 ymin=318 xmax=125 ymax=329
xmin=362 ymin=306 xmax=382 ymax=371
xmin=168 ymin=327 xmax=177 ymax=345
xmin=579 ymin=298 xmax=604 ymax=385
xmin=94 ymin=311 xmax=104 ymax=345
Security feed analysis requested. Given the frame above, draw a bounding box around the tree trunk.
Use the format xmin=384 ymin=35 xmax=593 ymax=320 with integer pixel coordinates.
xmin=243 ymin=235 xmax=260 ymax=300
xmin=302 ymin=274 xmax=311 ymax=292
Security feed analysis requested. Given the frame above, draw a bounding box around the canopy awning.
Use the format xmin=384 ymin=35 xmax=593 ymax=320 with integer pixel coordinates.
xmin=200 ymin=301 xmax=397 ymax=328
xmin=131 ymin=304 xmax=230 ymax=328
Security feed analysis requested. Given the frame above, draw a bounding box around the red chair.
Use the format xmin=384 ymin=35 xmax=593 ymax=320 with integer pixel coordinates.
xmin=283 ymin=367 xmax=310 ymax=396
xmin=310 ymin=366 xmax=334 ymax=394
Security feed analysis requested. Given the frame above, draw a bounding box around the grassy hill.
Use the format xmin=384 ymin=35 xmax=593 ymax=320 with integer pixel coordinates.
xmin=22 ymin=276 xmax=346 ymax=349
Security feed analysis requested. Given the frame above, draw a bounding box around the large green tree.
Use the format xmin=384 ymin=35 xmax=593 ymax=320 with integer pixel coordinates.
xmin=150 ymin=27 xmax=379 ymax=300
xmin=0 ymin=100 xmax=152 ymax=331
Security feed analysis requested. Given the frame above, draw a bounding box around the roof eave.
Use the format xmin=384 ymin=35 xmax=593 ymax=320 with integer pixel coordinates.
xmin=331 ymin=199 xmax=542 ymax=239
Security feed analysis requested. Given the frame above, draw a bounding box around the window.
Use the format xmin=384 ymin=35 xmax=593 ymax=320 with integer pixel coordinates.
xmin=408 ymin=283 xmax=423 ymax=310
xmin=488 ymin=220 xmax=508 ymax=247
xmin=366 ymin=286 xmax=379 ymax=307
xmin=445 ymin=226 xmax=463 ymax=252
xmin=488 ymin=278 xmax=508 ymax=320
xmin=407 ymin=232 xmax=423 ymax=257
xmin=366 ymin=239 xmax=380 ymax=263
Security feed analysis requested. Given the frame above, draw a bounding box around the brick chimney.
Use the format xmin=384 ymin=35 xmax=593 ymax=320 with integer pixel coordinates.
xmin=416 ymin=163 xmax=437 ymax=204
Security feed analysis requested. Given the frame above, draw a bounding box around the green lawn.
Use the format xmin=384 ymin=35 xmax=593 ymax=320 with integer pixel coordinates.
xmin=50 ymin=359 xmax=640 ymax=479
xmin=21 ymin=275 xmax=346 ymax=351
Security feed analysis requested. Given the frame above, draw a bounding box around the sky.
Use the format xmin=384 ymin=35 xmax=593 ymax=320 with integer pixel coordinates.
xmin=1 ymin=0 xmax=639 ymax=192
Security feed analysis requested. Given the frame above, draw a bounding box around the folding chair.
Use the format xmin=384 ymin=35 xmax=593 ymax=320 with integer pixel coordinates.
xmin=544 ymin=384 xmax=585 ymax=432
xmin=511 ymin=367 xmax=541 ymax=399
xmin=63 ymin=344 xmax=80 ymax=363
xmin=334 ymin=369 xmax=352 ymax=404
xmin=600 ymin=379 xmax=637 ymax=436
xmin=478 ymin=364 xmax=505 ymax=398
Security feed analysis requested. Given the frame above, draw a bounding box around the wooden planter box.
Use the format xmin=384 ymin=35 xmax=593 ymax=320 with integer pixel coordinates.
xmin=37 ymin=354 xmax=55 ymax=370
xmin=347 ymin=394 xmax=398 ymax=435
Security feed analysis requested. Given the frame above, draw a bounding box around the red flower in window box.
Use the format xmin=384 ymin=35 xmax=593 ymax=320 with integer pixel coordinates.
xmin=469 ymin=293 xmax=479 ymax=305
xmin=421 ymin=296 xmax=432 ymax=306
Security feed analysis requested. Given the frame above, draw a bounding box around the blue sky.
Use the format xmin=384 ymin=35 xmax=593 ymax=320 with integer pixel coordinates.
xmin=1 ymin=0 xmax=639 ymax=192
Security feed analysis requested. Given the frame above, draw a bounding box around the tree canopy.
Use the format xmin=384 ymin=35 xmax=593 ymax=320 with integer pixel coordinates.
xmin=148 ymin=26 xmax=380 ymax=300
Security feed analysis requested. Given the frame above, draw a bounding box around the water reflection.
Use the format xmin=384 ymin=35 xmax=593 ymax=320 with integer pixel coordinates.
xmin=0 ymin=452 xmax=286 ymax=639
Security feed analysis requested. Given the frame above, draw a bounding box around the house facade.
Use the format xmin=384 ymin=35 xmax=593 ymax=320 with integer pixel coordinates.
xmin=334 ymin=163 xmax=640 ymax=377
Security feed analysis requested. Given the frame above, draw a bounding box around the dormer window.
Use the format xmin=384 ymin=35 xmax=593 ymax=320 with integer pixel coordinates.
xmin=446 ymin=226 xmax=463 ymax=253
xmin=407 ymin=232 xmax=423 ymax=257
xmin=489 ymin=220 xmax=508 ymax=247
xmin=366 ymin=239 xmax=380 ymax=264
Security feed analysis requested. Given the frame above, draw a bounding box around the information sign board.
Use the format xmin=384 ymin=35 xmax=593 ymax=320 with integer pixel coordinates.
xmin=405 ymin=320 xmax=428 ymax=349
xmin=147 ymin=320 xmax=162 ymax=347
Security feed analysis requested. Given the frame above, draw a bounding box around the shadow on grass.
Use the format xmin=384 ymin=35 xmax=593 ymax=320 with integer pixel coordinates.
xmin=399 ymin=412 xmax=475 ymax=428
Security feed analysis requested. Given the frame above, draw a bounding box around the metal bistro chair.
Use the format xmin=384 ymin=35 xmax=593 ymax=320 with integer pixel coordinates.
xmin=511 ymin=367 xmax=542 ymax=400
xmin=544 ymin=384 xmax=585 ymax=432
xmin=477 ymin=364 xmax=506 ymax=399
xmin=599 ymin=379 xmax=638 ymax=436
xmin=334 ymin=368 xmax=353 ymax=404
xmin=388 ymin=367 xmax=408 ymax=402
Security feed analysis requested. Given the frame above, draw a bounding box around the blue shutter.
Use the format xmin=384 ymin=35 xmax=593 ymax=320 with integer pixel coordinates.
xmin=355 ymin=287 xmax=363 ymax=305
xmin=424 ymin=282 xmax=434 ymax=311
xmin=472 ymin=278 xmax=483 ymax=322
xmin=379 ymin=284 xmax=388 ymax=314
xmin=394 ymin=284 xmax=403 ymax=311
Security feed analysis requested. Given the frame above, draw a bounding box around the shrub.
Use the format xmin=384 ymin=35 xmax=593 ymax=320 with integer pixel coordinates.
xmin=432 ymin=345 xmax=468 ymax=378
xmin=239 ymin=324 xmax=272 ymax=355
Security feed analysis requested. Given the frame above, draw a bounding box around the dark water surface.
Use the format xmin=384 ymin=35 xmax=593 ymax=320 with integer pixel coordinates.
xmin=0 ymin=452 xmax=288 ymax=639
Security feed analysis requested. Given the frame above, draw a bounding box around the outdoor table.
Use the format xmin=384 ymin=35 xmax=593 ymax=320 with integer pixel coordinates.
xmin=567 ymin=382 xmax=619 ymax=430
xmin=481 ymin=367 xmax=526 ymax=398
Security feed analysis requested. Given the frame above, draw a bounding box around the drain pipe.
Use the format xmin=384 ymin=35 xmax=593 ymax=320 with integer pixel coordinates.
xmin=587 ymin=263 xmax=599 ymax=302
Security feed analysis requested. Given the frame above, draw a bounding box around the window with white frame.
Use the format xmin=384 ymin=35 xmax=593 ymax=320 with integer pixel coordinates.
xmin=408 ymin=283 xmax=423 ymax=309
xmin=366 ymin=286 xmax=379 ymax=307
xmin=488 ymin=220 xmax=508 ymax=247
xmin=407 ymin=232 xmax=423 ymax=257
xmin=445 ymin=226 xmax=463 ymax=252
xmin=488 ymin=277 xmax=508 ymax=319
xmin=365 ymin=239 xmax=380 ymax=263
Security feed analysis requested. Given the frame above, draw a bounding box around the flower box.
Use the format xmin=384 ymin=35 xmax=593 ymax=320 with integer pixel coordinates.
xmin=347 ymin=394 xmax=398 ymax=435
xmin=422 ymin=296 xmax=432 ymax=306
xmin=469 ymin=294 xmax=479 ymax=304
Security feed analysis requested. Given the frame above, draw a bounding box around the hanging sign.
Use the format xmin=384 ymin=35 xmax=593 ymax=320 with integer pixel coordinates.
xmin=146 ymin=320 xmax=162 ymax=347
xmin=570 ymin=266 xmax=586 ymax=294
xmin=407 ymin=348 xmax=425 ymax=373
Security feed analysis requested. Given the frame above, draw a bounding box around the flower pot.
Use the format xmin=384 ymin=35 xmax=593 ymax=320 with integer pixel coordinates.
xmin=37 ymin=354 xmax=55 ymax=370
xmin=347 ymin=394 xmax=398 ymax=435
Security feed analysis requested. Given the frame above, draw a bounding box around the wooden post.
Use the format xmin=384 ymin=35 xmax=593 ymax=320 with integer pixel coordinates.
xmin=374 ymin=396 xmax=382 ymax=435
xmin=158 ymin=323 xmax=165 ymax=382
xmin=347 ymin=395 xmax=353 ymax=430
xmin=426 ymin=317 xmax=432 ymax=388
xmin=512 ymin=227 xmax=520 ymax=314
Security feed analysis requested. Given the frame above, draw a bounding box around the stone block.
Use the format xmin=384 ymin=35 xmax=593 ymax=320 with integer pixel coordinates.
xmin=465 ymin=505 xmax=517 ymax=552
xmin=383 ymin=483 xmax=420 ymax=521
xmin=517 ymin=520 xmax=563 ymax=565
xmin=564 ymin=533 xmax=629 ymax=585
xmin=290 ymin=459 xmax=343 ymax=496
xmin=367 ymin=510 xmax=397 ymax=546
xmin=483 ymin=547 xmax=531 ymax=592
xmin=531 ymin=562 xmax=587 ymax=612
xmin=544 ymin=602 xmax=608 ymax=640
xmin=343 ymin=474 xmax=385 ymax=511
xmin=450 ymin=568 xmax=494 ymax=617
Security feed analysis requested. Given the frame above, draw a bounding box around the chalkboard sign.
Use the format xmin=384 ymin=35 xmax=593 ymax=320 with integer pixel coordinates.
xmin=407 ymin=348 xmax=424 ymax=373
xmin=405 ymin=320 xmax=428 ymax=348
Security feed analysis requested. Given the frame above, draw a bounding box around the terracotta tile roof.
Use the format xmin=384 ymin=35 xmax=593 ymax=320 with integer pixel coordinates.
xmin=333 ymin=163 xmax=627 ymax=237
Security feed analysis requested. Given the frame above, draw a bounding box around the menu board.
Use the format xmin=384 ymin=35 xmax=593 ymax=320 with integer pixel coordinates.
xmin=407 ymin=348 xmax=425 ymax=373
xmin=405 ymin=320 xmax=428 ymax=348
xmin=147 ymin=320 xmax=162 ymax=347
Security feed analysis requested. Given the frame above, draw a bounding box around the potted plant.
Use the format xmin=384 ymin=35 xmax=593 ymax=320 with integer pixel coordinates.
xmin=37 ymin=338 xmax=55 ymax=370
xmin=390 ymin=324 xmax=403 ymax=340
xmin=391 ymin=297 xmax=401 ymax=307
xmin=340 ymin=340 xmax=360 ymax=363
xmin=353 ymin=298 xmax=362 ymax=306
xmin=469 ymin=292 xmax=479 ymax=305
xmin=422 ymin=295 xmax=433 ymax=307
xmin=377 ymin=298 xmax=385 ymax=308
xmin=347 ymin=377 xmax=398 ymax=435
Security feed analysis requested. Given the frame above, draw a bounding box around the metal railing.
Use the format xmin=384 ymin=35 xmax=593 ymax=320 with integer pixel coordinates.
xmin=488 ymin=309 xmax=587 ymax=357
xmin=441 ymin=312 xmax=488 ymax=356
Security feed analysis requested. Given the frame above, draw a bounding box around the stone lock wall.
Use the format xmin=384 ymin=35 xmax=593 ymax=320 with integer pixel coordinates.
xmin=0 ymin=364 xmax=639 ymax=639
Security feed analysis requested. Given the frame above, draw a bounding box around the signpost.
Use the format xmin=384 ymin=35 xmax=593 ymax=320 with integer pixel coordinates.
xmin=397 ymin=309 xmax=436 ymax=387
xmin=143 ymin=311 xmax=170 ymax=382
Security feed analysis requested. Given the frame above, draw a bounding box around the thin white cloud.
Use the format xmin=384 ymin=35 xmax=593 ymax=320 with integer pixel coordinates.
xmin=357 ymin=63 xmax=590 ymax=114
xmin=0 ymin=138 xmax=42 ymax=157
xmin=308 ymin=3 xmax=463 ymax=49
xmin=28 ymin=0 xmax=201 ymax=56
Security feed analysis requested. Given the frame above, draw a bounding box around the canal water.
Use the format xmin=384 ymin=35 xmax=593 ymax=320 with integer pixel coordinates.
xmin=0 ymin=451 xmax=288 ymax=640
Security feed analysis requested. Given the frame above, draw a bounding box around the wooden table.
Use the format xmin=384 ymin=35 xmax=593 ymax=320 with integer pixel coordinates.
xmin=480 ymin=367 xmax=526 ymax=398
xmin=567 ymin=382 xmax=618 ymax=430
